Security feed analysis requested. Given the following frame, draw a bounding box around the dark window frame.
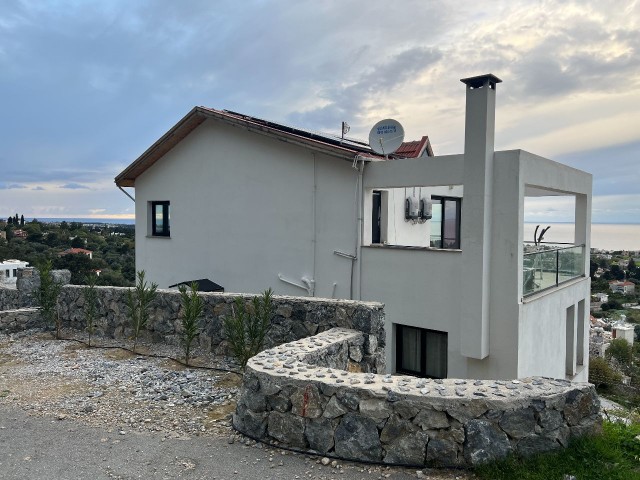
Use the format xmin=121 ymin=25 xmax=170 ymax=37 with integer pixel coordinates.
xmin=396 ymin=324 xmax=448 ymax=379
xmin=151 ymin=201 xmax=170 ymax=237
xmin=430 ymin=196 xmax=461 ymax=250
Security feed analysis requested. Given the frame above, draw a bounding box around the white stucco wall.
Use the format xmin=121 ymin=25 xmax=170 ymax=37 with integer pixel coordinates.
xmin=135 ymin=119 xmax=357 ymax=298
xmin=518 ymin=278 xmax=590 ymax=382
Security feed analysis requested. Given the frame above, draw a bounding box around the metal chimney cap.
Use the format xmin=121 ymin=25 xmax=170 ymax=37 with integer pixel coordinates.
xmin=460 ymin=74 xmax=502 ymax=89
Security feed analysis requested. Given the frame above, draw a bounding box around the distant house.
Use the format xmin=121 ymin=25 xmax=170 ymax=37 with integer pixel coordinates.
xmin=609 ymin=280 xmax=635 ymax=295
xmin=593 ymin=292 xmax=609 ymax=303
xmin=0 ymin=231 xmax=6 ymax=240
xmin=59 ymin=248 xmax=93 ymax=260
xmin=1 ymin=259 xmax=29 ymax=284
xmin=12 ymin=229 xmax=28 ymax=239
xmin=116 ymin=74 xmax=592 ymax=381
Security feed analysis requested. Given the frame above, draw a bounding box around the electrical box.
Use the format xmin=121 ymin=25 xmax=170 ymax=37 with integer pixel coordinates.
xmin=405 ymin=197 xmax=420 ymax=220
xmin=420 ymin=198 xmax=433 ymax=220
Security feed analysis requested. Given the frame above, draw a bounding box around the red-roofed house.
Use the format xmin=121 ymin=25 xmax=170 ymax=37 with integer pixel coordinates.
xmin=393 ymin=136 xmax=434 ymax=158
xmin=59 ymin=248 xmax=93 ymax=260
xmin=609 ymin=280 xmax=635 ymax=295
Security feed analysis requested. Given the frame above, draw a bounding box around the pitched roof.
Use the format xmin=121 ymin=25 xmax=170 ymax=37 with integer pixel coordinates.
xmin=393 ymin=136 xmax=434 ymax=158
xmin=59 ymin=248 xmax=92 ymax=255
xmin=115 ymin=107 xmax=385 ymax=188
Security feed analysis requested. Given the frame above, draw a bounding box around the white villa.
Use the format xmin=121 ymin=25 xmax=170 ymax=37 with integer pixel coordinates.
xmin=1 ymin=259 xmax=29 ymax=285
xmin=116 ymin=74 xmax=592 ymax=381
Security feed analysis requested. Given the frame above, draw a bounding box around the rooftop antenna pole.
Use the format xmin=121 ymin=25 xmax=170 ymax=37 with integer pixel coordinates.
xmin=341 ymin=121 xmax=350 ymax=145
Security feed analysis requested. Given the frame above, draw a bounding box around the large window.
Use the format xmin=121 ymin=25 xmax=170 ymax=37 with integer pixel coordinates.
xmin=396 ymin=325 xmax=448 ymax=378
xmin=430 ymin=196 xmax=461 ymax=249
xmin=151 ymin=201 xmax=170 ymax=237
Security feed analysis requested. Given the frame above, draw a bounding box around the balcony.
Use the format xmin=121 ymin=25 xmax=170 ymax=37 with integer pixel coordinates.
xmin=523 ymin=244 xmax=585 ymax=297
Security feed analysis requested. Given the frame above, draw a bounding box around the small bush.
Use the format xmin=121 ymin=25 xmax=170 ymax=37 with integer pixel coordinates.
xmin=126 ymin=270 xmax=158 ymax=353
xmin=223 ymin=289 xmax=274 ymax=369
xmin=179 ymin=282 xmax=203 ymax=366
xmin=589 ymin=356 xmax=622 ymax=390
xmin=83 ymin=273 xmax=98 ymax=347
xmin=36 ymin=260 xmax=63 ymax=338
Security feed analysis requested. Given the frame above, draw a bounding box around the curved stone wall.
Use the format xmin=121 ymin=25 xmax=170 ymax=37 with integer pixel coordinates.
xmin=234 ymin=328 xmax=601 ymax=467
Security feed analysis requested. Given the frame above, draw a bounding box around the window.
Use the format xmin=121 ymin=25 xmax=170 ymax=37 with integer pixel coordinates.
xmin=12 ymin=269 xmax=17 ymax=277
xmin=151 ymin=201 xmax=170 ymax=237
xmin=396 ymin=325 xmax=448 ymax=378
xmin=430 ymin=196 xmax=461 ymax=249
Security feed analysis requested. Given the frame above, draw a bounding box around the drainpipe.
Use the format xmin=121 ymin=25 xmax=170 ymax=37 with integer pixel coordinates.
xmin=351 ymin=155 xmax=366 ymax=300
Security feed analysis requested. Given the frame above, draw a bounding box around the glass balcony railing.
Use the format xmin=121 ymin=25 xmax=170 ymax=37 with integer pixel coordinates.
xmin=522 ymin=244 xmax=585 ymax=296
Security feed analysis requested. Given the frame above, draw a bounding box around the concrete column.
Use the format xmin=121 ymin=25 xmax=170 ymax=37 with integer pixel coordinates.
xmin=459 ymin=74 xmax=501 ymax=360
xmin=574 ymin=193 xmax=591 ymax=275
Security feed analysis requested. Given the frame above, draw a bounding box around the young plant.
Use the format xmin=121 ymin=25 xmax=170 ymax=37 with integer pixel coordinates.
xmin=126 ymin=270 xmax=158 ymax=353
xmin=36 ymin=260 xmax=63 ymax=338
xmin=223 ymin=288 xmax=274 ymax=369
xmin=83 ymin=273 xmax=98 ymax=347
xmin=179 ymin=282 xmax=204 ymax=366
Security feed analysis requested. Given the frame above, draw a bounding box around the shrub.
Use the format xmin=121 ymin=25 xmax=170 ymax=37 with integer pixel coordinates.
xmin=36 ymin=260 xmax=63 ymax=338
xmin=606 ymin=338 xmax=633 ymax=368
xmin=223 ymin=288 xmax=274 ymax=369
xmin=126 ymin=270 xmax=158 ymax=353
xmin=589 ymin=356 xmax=622 ymax=390
xmin=179 ymin=282 xmax=203 ymax=366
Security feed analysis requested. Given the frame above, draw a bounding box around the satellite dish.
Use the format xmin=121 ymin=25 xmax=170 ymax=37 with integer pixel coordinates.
xmin=368 ymin=119 xmax=405 ymax=155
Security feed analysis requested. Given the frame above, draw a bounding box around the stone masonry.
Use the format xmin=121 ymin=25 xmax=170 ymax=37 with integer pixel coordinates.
xmin=234 ymin=328 xmax=602 ymax=468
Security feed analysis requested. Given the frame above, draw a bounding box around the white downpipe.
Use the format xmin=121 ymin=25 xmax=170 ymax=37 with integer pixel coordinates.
xmin=353 ymin=155 xmax=365 ymax=300
xmin=311 ymin=153 xmax=317 ymax=296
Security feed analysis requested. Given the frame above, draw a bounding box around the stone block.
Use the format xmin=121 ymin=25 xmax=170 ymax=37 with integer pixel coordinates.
xmin=334 ymin=413 xmax=382 ymax=462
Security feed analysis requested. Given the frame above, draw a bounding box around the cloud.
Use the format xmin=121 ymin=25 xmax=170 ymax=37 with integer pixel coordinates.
xmin=60 ymin=183 xmax=90 ymax=190
xmin=0 ymin=183 xmax=27 ymax=189
xmin=88 ymin=208 xmax=106 ymax=214
xmin=32 ymin=186 xmax=45 ymax=191
xmin=288 ymin=47 xmax=442 ymax=132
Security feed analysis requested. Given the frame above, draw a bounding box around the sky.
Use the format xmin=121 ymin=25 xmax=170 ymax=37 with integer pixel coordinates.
xmin=1 ymin=0 xmax=639 ymax=223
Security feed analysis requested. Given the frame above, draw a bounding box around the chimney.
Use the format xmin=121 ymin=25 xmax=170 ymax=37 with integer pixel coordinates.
xmin=459 ymin=74 xmax=501 ymax=360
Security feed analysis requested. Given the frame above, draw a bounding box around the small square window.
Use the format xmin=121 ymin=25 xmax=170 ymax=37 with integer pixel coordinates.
xmin=151 ymin=201 xmax=170 ymax=237
xmin=396 ymin=325 xmax=448 ymax=378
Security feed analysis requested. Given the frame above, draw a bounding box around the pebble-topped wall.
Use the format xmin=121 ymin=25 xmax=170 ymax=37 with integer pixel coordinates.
xmin=234 ymin=328 xmax=602 ymax=467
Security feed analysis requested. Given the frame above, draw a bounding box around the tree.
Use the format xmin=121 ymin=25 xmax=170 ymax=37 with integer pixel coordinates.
xmin=7 ymin=216 xmax=12 ymax=225
xmin=20 ymin=215 xmax=24 ymax=226
xmin=14 ymin=214 xmax=18 ymax=225
xmin=609 ymin=264 xmax=625 ymax=281
xmin=36 ymin=260 xmax=63 ymax=339
xmin=606 ymin=338 xmax=633 ymax=368
xmin=589 ymin=356 xmax=622 ymax=390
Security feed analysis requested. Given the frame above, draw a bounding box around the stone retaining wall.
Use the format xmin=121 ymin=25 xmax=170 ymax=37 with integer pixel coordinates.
xmin=0 ymin=308 xmax=41 ymax=334
xmin=0 ymin=271 xmax=385 ymax=372
xmin=234 ymin=328 xmax=601 ymax=467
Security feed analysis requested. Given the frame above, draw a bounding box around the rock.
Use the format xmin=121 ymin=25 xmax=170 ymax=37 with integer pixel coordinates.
xmin=305 ymin=418 xmax=335 ymax=454
xmin=380 ymin=414 xmax=416 ymax=443
xmin=267 ymin=411 xmax=307 ymax=448
xmin=464 ymin=420 xmax=512 ymax=466
xmin=359 ymin=399 xmax=390 ymax=420
xmin=426 ymin=437 xmax=460 ymax=466
xmin=499 ymin=408 xmax=537 ymax=439
xmin=413 ymin=409 xmax=449 ymax=430
xmin=323 ymin=396 xmax=348 ymax=419
xmin=334 ymin=413 xmax=382 ymax=461
xmin=383 ymin=429 xmax=429 ymax=465
xmin=290 ymin=384 xmax=323 ymax=418
xmin=516 ymin=434 xmax=560 ymax=456
xmin=321 ymin=457 xmax=330 ymax=466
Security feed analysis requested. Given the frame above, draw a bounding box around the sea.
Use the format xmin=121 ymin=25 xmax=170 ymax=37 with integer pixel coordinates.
xmin=524 ymin=223 xmax=640 ymax=252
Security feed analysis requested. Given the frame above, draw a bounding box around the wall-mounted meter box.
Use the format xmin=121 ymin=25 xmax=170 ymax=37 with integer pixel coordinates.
xmin=405 ymin=197 xmax=420 ymax=220
xmin=420 ymin=198 xmax=433 ymax=220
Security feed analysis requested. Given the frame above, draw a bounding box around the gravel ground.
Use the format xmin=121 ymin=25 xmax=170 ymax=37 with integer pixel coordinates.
xmin=0 ymin=329 xmax=475 ymax=479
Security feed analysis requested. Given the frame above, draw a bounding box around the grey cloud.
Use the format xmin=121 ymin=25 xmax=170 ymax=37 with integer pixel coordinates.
xmin=0 ymin=183 xmax=27 ymax=189
xmin=60 ymin=183 xmax=90 ymax=190
xmin=288 ymin=47 xmax=443 ymax=132
xmin=32 ymin=186 xmax=45 ymax=191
